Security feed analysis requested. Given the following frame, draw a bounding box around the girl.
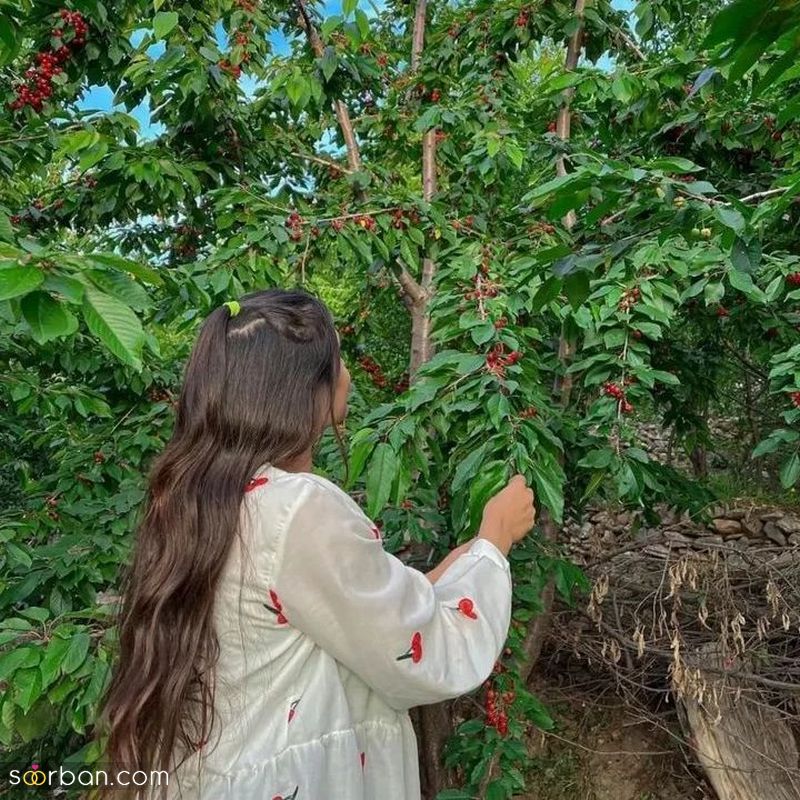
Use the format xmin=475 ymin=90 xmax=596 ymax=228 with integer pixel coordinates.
xmin=100 ymin=289 xmax=535 ymax=800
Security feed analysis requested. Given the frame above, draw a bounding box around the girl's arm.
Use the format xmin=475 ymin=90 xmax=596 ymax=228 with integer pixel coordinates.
xmin=270 ymin=476 xmax=512 ymax=712
xmin=425 ymin=538 xmax=476 ymax=584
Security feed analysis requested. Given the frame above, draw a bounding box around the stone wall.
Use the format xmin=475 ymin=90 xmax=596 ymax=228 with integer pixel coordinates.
xmin=563 ymin=503 xmax=800 ymax=566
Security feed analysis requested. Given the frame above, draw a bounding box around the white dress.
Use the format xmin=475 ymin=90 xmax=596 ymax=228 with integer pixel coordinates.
xmin=165 ymin=465 xmax=512 ymax=800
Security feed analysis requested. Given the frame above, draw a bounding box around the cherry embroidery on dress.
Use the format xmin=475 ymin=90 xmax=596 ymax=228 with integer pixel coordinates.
xmin=360 ymin=751 xmax=366 ymax=769
xmin=370 ymin=524 xmax=381 ymax=541
xmin=397 ymin=631 xmax=423 ymax=663
xmin=288 ymin=699 xmax=300 ymax=722
xmin=244 ymin=476 xmax=269 ymax=493
xmin=264 ymin=589 xmax=288 ymax=624
xmin=453 ymin=597 xmax=478 ymax=619
xmin=271 ymin=789 xmax=298 ymax=800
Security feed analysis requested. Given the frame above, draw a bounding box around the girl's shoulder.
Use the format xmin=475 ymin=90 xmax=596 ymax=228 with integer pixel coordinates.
xmin=248 ymin=465 xmax=365 ymax=521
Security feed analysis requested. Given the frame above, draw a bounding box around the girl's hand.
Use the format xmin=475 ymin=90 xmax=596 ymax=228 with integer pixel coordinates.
xmin=478 ymin=475 xmax=536 ymax=555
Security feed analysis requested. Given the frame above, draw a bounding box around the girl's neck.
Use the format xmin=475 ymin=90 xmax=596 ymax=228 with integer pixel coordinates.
xmin=279 ymin=449 xmax=314 ymax=473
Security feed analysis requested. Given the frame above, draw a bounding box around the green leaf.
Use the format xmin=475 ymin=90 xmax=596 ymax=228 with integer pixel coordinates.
xmin=286 ymin=72 xmax=309 ymax=107
xmin=0 ymin=265 xmax=44 ymax=301
xmin=39 ymin=636 xmax=71 ymax=689
xmin=780 ymin=451 xmax=800 ymax=488
xmin=532 ymin=463 xmax=564 ymax=523
xmin=343 ymin=0 xmax=357 ymax=15
xmin=577 ymin=449 xmax=613 ymax=469
xmin=486 ymin=781 xmax=508 ymax=800
xmin=452 ymin=443 xmax=490 ymax=493
xmin=564 ymin=272 xmax=590 ymax=309
xmin=86 ymin=269 xmax=151 ymax=311
xmin=752 ymin=429 xmax=798 ymax=458
xmin=319 ymin=47 xmax=338 ymax=82
xmin=0 ymin=647 xmax=40 ymax=683
xmin=715 ymin=206 xmax=746 ymax=234
xmin=408 ymin=376 xmax=445 ymax=411
xmin=704 ymin=281 xmax=724 ymax=305
xmin=730 ymin=237 xmax=761 ymax=273
xmin=21 ymin=292 xmax=79 ymax=344
xmin=79 ymin=659 xmax=110 ymax=710
xmin=153 ymin=11 xmax=179 ymax=39
xmin=0 ymin=16 xmax=18 ymax=65
xmin=611 ymin=75 xmax=636 ymax=103
xmin=62 ymin=632 xmax=90 ymax=675
xmin=0 ymin=212 xmax=12 ymax=242
xmin=14 ymin=668 xmax=42 ymax=715
xmin=81 ymin=287 xmax=145 ymax=370
xmin=365 ymin=443 xmax=398 ymax=518
xmin=649 ymin=157 xmax=701 ymax=173
xmin=346 ymin=428 xmax=377 ymax=487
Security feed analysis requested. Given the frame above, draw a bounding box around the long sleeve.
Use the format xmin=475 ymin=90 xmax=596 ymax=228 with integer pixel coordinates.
xmin=270 ymin=474 xmax=512 ymax=712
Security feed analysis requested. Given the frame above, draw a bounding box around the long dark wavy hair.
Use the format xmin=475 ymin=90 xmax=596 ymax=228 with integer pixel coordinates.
xmin=98 ymin=289 xmax=341 ymax=796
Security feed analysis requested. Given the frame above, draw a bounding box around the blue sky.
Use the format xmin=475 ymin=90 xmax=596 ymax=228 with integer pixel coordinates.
xmin=77 ymin=0 xmax=633 ymax=140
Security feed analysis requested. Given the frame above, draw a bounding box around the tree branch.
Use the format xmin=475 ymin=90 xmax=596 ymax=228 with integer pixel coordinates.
xmin=555 ymin=0 xmax=586 ymax=231
xmin=294 ymin=0 xmax=424 ymax=303
xmin=614 ymin=27 xmax=646 ymax=61
xmin=295 ymin=0 xmax=362 ymax=173
xmin=411 ymin=0 xmax=427 ymax=71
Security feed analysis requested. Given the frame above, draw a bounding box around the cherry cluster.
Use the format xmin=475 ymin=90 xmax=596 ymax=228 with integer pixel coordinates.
xmin=390 ymin=208 xmax=421 ymax=230
xmin=618 ymin=286 xmax=641 ymax=312
xmin=219 ymin=24 xmax=253 ymax=80
xmin=518 ymin=406 xmax=537 ymax=419
xmin=603 ymin=381 xmax=634 ymax=414
xmin=464 ymin=274 xmax=499 ymax=302
xmin=791 ymin=392 xmax=800 ymax=409
xmin=484 ymin=683 xmax=514 ymax=736
xmin=486 ymin=343 xmax=522 ymax=379
xmin=236 ymin=0 xmax=258 ymax=11
xmin=716 ymin=305 xmax=729 ymax=318
xmin=358 ymin=355 xmax=388 ymax=389
xmin=9 ymin=9 xmax=88 ymax=113
xmin=450 ymin=214 xmax=475 ymax=232
xmin=528 ymin=220 xmax=556 ymax=235
xmin=786 ymin=272 xmax=800 ymax=287
xmin=494 ymin=316 xmax=507 ymax=330
xmin=172 ymin=223 xmax=201 ymax=258
xmin=285 ymin=210 xmax=304 ymax=242
xmin=515 ymin=6 xmax=531 ymax=27
xmin=355 ymin=214 xmax=377 ymax=232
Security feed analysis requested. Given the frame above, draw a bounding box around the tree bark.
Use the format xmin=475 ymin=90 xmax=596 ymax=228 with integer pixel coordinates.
xmin=408 ymin=1 xmax=437 ymax=380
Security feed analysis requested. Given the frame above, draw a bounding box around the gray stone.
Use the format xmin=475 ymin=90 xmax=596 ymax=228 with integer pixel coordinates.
xmin=723 ymin=509 xmax=746 ymax=520
xmin=712 ymin=518 xmax=742 ymax=536
xmin=698 ymin=535 xmax=724 ymax=548
xmin=665 ymin=531 xmax=692 ymax=546
xmin=789 ymin=534 xmax=800 ymax=547
xmin=760 ymin=511 xmax=784 ymax=521
xmin=775 ymin=516 xmax=800 ymax=534
xmin=741 ymin=517 xmax=763 ymax=537
xmin=763 ymin=522 xmax=787 ymax=547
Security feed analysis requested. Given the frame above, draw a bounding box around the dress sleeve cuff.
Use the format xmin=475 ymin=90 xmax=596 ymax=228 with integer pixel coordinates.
xmin=468 ymin=537 xmax=510 ymax=572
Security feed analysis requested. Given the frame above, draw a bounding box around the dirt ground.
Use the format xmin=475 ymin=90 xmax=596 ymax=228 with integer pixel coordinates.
xmin=519 ymin=675 xmax=714 ymax=800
